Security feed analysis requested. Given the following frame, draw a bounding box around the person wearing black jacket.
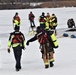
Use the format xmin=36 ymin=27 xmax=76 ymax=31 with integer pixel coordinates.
xmin=39 ymin=12 xmax=47 ymax=29
xmin=26 ymin=26 xmax=58 ymax=69
xmin=67 ymin=18 xmax=75 ymax=28
xmin=7 ymin=26 xmax=26 ymax=71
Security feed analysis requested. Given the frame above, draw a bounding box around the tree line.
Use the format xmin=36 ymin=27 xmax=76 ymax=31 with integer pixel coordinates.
xmin=0 ymin=0 xmax=57 ymax=3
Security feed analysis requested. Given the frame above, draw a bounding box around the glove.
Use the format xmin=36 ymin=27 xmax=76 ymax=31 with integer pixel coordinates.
xmin=8 ymin=48 xmax=10 ymax=53
xmin=26 ymin=41 xmax=29 ymax=45
xmin=21 ymin=46 xmax=26 ymax=50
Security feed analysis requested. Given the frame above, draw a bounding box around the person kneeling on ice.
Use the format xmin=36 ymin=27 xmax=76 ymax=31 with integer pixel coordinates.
xmin=7 ymin=26 xmax=26 ymax=71
xmin=26 ymin=26 xmax=58 ymax=69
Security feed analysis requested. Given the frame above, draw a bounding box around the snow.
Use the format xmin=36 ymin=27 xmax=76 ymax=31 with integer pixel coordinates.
xmin=0 ymin=7 xmax=76 ymax=75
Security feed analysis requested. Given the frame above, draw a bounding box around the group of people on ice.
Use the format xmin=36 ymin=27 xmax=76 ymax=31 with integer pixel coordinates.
xmin=28 ymin=11 xmax=58 ymax=35
xmin=7 ymin=11 xmax=59 ymax=71
xmin=39 ymin=12 xmax=57 ymax=35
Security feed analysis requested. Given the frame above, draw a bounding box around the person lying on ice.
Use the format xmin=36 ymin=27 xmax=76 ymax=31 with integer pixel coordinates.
xmin=26 ymin=26 xmax=58 ymax=69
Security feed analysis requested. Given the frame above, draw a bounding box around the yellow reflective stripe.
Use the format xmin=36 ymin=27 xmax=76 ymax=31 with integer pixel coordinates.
xmin=44 ymin=17 xmax=47 ymax=20
xmin=12 ymin=42 xmax=25 ymax=47
xmin=45 ymin=22 xmax=49 ymax=30
xmin=8 ymin=41 xmax=11 ymax=48
xmin=50 ymin=20 xmax=52 ymax=22
xmin=12 ymin=43 xmax=20 ymax=47
xmin=14 ymin=20 xmax=18 ymax=23
xmin=45 ymin=27 xmax=49 ymax=30
xmin=14 ymin=20 xmax=18 ymax=24
xmin=44 ymin=62 xmax=49 ymax=65
xmin=14 ymin=24 xmax=20 ymax=27
xmin=24 ymin=41 xmax=26 ymax=46
xmin=11 ymin=35 xmax=14 ymax=39
xmin=13 ymin=20 xmax=20 ymax=26
xmin=52 ymin=23 xmax=57 ymax=26
xmin=49 ymin=58 xmax=54 ymax=62
xmin=14 ymin=23 xmax=20 ymax=26
xmin=40 ymin=22 xmax=45 ymax=24
xmin=52 ymin=18 xmax=55 ymax=21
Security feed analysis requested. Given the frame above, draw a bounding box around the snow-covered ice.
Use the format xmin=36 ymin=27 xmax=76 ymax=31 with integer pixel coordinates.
xmin=0 ymin=7 xmax=76 ymax=75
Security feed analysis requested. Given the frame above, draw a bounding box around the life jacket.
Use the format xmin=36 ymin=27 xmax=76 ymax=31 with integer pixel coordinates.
xmin=36 ymin=26 xmax=58 ymax=48
xmin=37 ymin=32 xmax=49 ymax=45
xmin=13 ymin=20 xmax=19 ymax=26
xmin=29 ymin=14 xmax=34 ymax=20
xmin=51 ymin=16 xmax=57 ymax=23
xmin=12 ymin=32 xmax=23 ymax=44
xmin=13 ymin=16 xmax=20 ymax=23
xmin=39 ymin=16 xmax=46 ymax=23
xmin=36 ymin=28 xmax=49 ymax=45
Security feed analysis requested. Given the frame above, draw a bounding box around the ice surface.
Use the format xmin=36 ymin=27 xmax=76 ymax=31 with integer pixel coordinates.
xmin=0 ymin=7 xmax=76 ymax=75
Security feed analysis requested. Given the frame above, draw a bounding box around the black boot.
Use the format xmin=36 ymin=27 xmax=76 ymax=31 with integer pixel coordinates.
xmin=50 ymin=62 xmax=54 ymax=67
xmin=16 ymin=68 xmax=19 ymax=71
xmin=45 ymin=65 xmax=49 ymax=69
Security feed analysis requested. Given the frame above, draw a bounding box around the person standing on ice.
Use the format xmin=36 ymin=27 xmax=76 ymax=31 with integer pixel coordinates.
xmin=13 ymin=12 xmax=21 ymax=30
xmin=39 ymin=12 xmax=50 ymax=30
xmin=26 ymin=26 xmax=58 ymax=69
xmin=28 ymin=11 xmax=36 ymax=31
xmin=39 ymin=12 xmax=47 ymax=29
xmin=49 ymin=13 xmax=58 ymax=35
xmin=7 ymin=26 xmax=26 ymax=71
xmin=46 ymin=12 xmax=52 ymax=23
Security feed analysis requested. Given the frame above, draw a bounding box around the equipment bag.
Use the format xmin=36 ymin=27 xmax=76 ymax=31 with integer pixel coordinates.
xmin=47 ymin=30 xmax=59 ymax=48
xmin=50 ymin=33 xmax=58 ymax=48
